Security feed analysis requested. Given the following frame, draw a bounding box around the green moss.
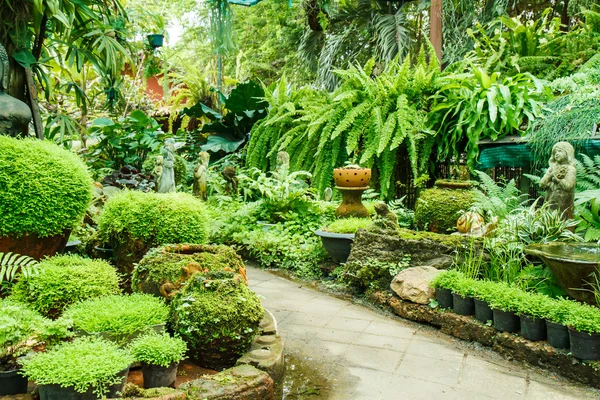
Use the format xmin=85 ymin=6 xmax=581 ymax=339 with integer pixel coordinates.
xmin=170 ymin=272 xmax=264 ymax=370
xmin=132 ymin=244 xmax=246 ymax=297
xmin=0 ymin=136 xmax=92 ymax=238
xmin=395 ymin=228 xmax=473 ymax=248
xmin=142 ymin=155 xmax=187 ymax=186
xmin=9 ymin=255 xmax=120 ymax=318
xmin=414 ymin=188 xmax=478 ymax=233
xmin=324 ymin=218 xmax=372 ymax=234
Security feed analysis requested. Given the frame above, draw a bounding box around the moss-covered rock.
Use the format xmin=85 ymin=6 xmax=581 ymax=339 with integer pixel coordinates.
xmin=170 ymin=272 xmax=264 ymax=371
xmin=97 ymin=191 xmax=210 ymax=284
xmin=414 ymin=187 xmax=477 ymax=233
xmin=132 ymin=244 xmax=247 ymax=298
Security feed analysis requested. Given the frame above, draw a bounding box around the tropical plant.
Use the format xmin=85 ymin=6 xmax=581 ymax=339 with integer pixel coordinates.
xmin=21 ymin=337 xmax=134 ymax=398
xmin=470 ymin=170 xmax=526 ymax=220
xmin=0 ymin=136 xmax=92 ymax=239
xmin=9 ymin=255 xmax=121 ymax=318
xmin=128 ymin=332 xmax=187 ymax=367
xmin=429 ymin=67 xmax=549 ymax=168
xmin=0 ymin=252 xmax=38 ymax=291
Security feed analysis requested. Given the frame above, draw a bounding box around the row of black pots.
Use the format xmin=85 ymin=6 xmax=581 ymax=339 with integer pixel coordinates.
xmin=0 ymin=362 xmax=177 ymax=398
xmin=435 ymin=288 xmax=600 ymax=361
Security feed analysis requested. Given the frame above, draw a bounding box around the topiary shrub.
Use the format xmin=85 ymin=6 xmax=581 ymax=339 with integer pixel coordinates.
xmin=9 ymin=255 xmax=120 ymax=318
xmin=0 ymin=136 xmax=92 ymax=255
xmin=132 ymin=244 xmax=247 ymax=298
xmin=170 ymin=272 xmax=263 ymax=370
xmin=97 ymin=191 xmax=210 ymax=281
xmin=142 ymin=155 xmax=188 ymax=187
xmin=414 ymin=187 xmax=478 ymax=233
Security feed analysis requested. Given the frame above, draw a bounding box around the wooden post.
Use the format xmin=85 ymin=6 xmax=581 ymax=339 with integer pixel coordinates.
xmin=430 ymin=0 xmax=443 ymax=66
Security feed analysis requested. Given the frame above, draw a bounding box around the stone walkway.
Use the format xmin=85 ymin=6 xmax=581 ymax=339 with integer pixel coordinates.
xmin=247 ymin=266 xmax=600 ymax=400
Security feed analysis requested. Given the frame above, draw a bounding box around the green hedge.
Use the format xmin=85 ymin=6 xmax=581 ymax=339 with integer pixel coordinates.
xmin=0 ymin=136 xmax=92 ymax=238
xmin=10 ymin=255 xmax=120 ymax=318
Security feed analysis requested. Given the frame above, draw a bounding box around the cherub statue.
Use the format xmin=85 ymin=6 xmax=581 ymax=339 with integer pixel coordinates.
xmin=193 ymin=151 xmax=210 ymax=200
xmin=540 ymin=141 xmax=576 ymax=220
xmin=157 ymin=139 xmax=176 ymax=193
xmin=276 ymin=151 xmax=290 ymax=173
xmin=152 ymin=156 xmax=163 ymax=191
xmin=222 ymin=166 xmax=238 ymax=196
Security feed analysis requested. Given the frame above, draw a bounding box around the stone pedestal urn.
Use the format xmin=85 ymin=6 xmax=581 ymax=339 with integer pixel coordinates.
xmin=333 ymin=166 xmax=371 ymax=218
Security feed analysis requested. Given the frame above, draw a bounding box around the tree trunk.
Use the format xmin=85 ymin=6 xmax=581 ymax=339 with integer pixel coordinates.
xmin=430 ymin=0 xmax=442 ymax=66
xmin=561 ymin=0 xmax=570 ymax=32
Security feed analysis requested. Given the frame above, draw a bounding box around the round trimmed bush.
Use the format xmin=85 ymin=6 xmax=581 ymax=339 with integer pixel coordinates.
xmin=9 ymin=255 xmax=120 ymax=318
xmin=132 ymin=244 xmax=247 ymax=298
xmin=170 ymin=272 xmax=264 ymax=370
xmin=97 ymin=191 xmax=210 ymax=278
xmin=0 ymin=136 xmax=92 ymax=238
xmin=414 ymin=187 xmax=477 ymax=233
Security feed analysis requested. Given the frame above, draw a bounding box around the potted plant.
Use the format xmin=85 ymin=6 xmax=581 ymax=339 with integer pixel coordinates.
xmin=21 ymin=337 xmax=133 ymax=400
xmin=62 ymin=294 xmax=169 ymax=346
xmin=146 ymin=13 xmax=166 ymax=49
xmin=470 ymin=280 xmax=494 ymax=324
xmin=9 ymin=255 xmax=120 ymax=318
xmin=171 ymin=272 xmax=264 ymax=370
xmin=0 ymin=136 xmax=92 ymax=259
xmin=333 ymin=164 xmax=371 ymax=188
xmin=564 ymin=303 xmax=600 ymax=360
xmin=452 ymin=278 xmax=477 ymax=316
xmin=430 ymin=271 xmax=464 ymax=309
xmin=545 ymin=298 xmax=575 ymax=350
xmin=315 ymin=217 xmax=372 ymax=263
xmin=128 ymin=332 xmax=187 ymax=388
xmin=517 ymin=293 xmax=551 ymax=341
xmin=0 ymin=300 xmax=69 ymax=396
xmin=486 ymin=283 xmax=522 ymax=333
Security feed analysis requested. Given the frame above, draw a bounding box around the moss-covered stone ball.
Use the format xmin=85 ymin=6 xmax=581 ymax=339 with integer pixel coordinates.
xmin=414 ymin=187 xmax=477 ymax=233
xmin=170 ymin=272 xmax=263 ymax=370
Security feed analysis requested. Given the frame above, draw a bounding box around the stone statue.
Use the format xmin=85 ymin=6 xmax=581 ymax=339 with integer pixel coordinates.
xmin=275 ymin=151 xmax=290 ymax=173
xmin=152 ymin=156 xmax=163 ymax=191
xmin=193 ymin=151 xmax=210 ymax=200
xmin=323 ymin=187 xmax=333 ymax=202
xmin=157 ymin=139 xmax=176 ymax=193
xmin=540 ymin=142 xmax=576 ymax=220
xmin=372 ymin=202 xmax=399 ymax=231
xmin=222 ymin=166 xmax=238 ymax=196
xmin=0 ymin=43 xmax=32 ymax=135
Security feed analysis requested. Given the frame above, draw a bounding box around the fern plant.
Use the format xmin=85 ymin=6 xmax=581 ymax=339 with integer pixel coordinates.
xmin=0 ymin=252 xmax=39 ymax=287
xmin=471 ymin=170 xmax=526 ymax=220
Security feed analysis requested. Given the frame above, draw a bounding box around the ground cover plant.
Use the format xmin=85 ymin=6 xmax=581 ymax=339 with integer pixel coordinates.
xmin=128 ymin=332 xmax=187 ymax=367
xmin=323 ymin=218 xmax=372 ymax=234
xmin=9 ymin=255 xmax=120 ymax=318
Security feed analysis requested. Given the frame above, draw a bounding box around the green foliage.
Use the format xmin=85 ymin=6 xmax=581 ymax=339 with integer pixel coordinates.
xmin=414 ymin=188 xmax=478 ymax=233
xmin=10 ymin=255 xmax=120 ymax=318
xmin=86 ymin=110 xmax=168 ymax=171
xmin=387 ymin=197 xmax=415 ymax=229
xmin=63 ymin=294 xmax=168 ymax=344
xmin=342 ymin=256 xmax=410 ymax=292
xmin=0 ymin=300 xmax=70 ymax=370
xmin=21 ymin=337 xmax=134 ymax=398
xmin=0 ymin=252 xmax=38 ymax=289
xmin=0 ymin=136 xmax=92 ymax=238
xmin=97 ymin=191 xmax=210 ymax=246
xmin=247 ymin=51 xmax=440 ymax=199
xmin=170 ymin=273 xmax=263 ymax=367
xmin=429 ymin=67 xmax=548 ymax=167
xmin=547 ymin=298 xmax=578 ymax=325
xmin=564 ymin=302 xmax=600 ymax=333
xmin=128 ymin=332 xmax=187 ymax=367
xmin=471 ymin=170 xmax=526 ymax=220
xmin=324 ymin=218 xmax=372 ymax=234
xmin=430 ymin=270 xmax=465 ymax=292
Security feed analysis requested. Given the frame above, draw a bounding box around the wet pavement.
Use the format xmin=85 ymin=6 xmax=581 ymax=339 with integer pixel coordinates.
xmin=247 ymin=266 xmax=600 ymax=400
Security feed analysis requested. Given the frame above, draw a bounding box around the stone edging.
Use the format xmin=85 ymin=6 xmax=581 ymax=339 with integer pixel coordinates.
xmin=371 ymin=292 xmax=600 ymax=389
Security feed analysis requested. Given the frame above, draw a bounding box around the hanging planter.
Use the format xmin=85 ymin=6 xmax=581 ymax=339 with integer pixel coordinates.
xmin=147 ymin=34 xmax=164 ymax=49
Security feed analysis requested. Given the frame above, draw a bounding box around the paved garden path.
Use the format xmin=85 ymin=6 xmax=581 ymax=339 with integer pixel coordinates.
xmin=247 ymin=266 xmax=600 ymax=400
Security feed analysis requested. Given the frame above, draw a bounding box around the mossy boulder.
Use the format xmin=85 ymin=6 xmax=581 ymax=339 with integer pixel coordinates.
xmin=170 ymin=272 xmax=264 ymax=370
xmin=414 ymin=187 xmax=478 ymax=233
xmin=132 ymin=244 xmax=247 ymax=298
xmin=10 ymin=255 xmax=121 ymax=318
xmin=142 ymin=155 xmax=188 ymax=187
xmin=97 ymin=191 xmax=210 ymax=284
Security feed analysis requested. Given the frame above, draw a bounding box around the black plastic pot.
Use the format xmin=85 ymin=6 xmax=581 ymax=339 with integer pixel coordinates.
xmin=452 ymin=293 xmax=475 ymax=316
xmin=147 ymin=34 xmax=164 ymax=48
xmin=93 ymin=246 xmax=113 ymax=262
xmin=314 ymin=230 xmax=354 ymax=264
xmin=569 ymin=329 xmax=600 ymax=360
xmin=474 ymin=299 xmax=493 ymax=324
xmin=38 ymin=366 xmax=129 ymax=400
xmin=520 ymin=315 xmax=546 ymax=341
xmin=62 ymin=240 xmax=82 ymax=254
xmin=142 ymin=362 xmax=178 ymax=388
xmin=546 ymin=320 xmax=570 ymax=349
xmin=492 ymin=309 xmax=520 ymax=333
xmin=435 ymin=288 xmax=453 ymax=309
xmin=0 ymin=369 xmax=28 ymax=395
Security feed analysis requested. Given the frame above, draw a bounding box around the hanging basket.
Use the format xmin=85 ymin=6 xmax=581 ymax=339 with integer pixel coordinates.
xmin=147 ymin=34 xmax=164 ymax=49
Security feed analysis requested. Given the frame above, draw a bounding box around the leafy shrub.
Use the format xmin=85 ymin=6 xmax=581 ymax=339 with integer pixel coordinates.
xmin=0 ymin=136 xmax=92 ymax=238
xmin=21 ymin=337 xmax=134 ymax=398
xmin=170 ymin=272 xmax=263 ymax=370
xmin=515 ymin=292 xmax=553 ymax=320
xmin=128 ymin=332 xmax=187 ymax=367
xmin=324 ymin=218 xmax=372 ymax=234
xmin=0 ymin=300 xmax=70 ymax=370
xmin=132 ymin=244 xmax=246 ymax=297
xmin=62 ymin=294 xmax=168 ymax=344
xmin=414 ymin=188 xmax=478 ymax=232
xmin=97 ymin=191 xmax=210 ymax=275
xmin=564 ymin=303 xmax=600 ymax=334
xmin=547 ymin=298 xmax=578 ymax=325
xmin=10 ymin=255 xmax=120 ymax=318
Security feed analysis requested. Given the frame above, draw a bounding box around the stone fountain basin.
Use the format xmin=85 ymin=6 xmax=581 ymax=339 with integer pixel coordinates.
xmin=524 ymin=242 xmax=600 ymax=304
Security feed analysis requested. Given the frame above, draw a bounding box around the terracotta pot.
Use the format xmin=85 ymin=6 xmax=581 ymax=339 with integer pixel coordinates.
xmin=333 ymin=168 xmax=371 ymax=188
xmin=0 ymin=230 xmax=70 ymax=260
